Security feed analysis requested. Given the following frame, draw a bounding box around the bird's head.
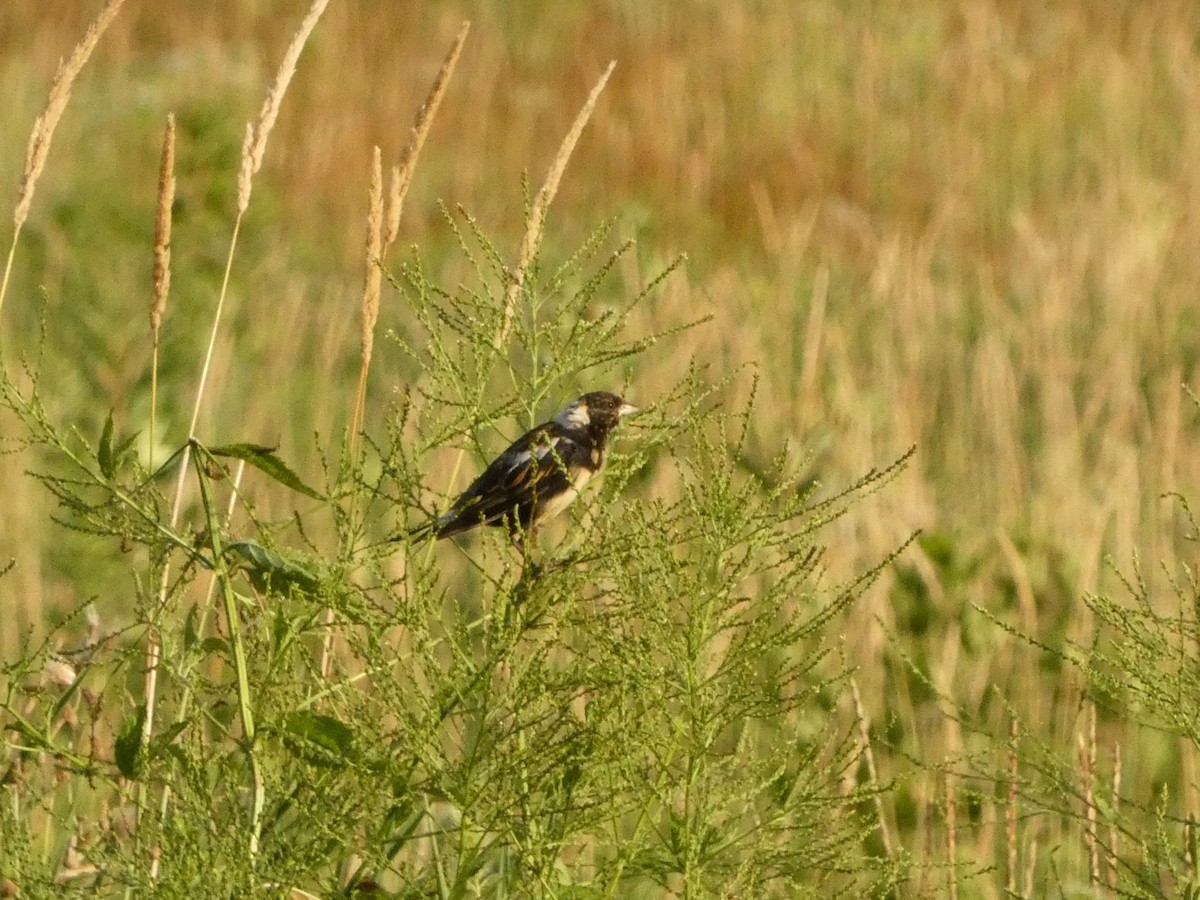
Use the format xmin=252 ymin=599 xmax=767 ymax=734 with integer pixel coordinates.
xmin=554 ymin=391 xmax=639 ymax=432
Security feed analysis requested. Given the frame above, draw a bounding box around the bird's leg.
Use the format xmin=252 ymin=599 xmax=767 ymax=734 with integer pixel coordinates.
xmin=509 ymin=538 xmax=536 ymax=613
xmin=509 ymin=527 xmax=546 ymax=604
xmin=509 ymin=526 xmax=528 ymax=584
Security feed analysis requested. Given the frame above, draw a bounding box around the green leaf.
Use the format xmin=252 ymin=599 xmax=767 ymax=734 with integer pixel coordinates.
xmin=153 ymin=720 xmax=188 ymax=747
xmin=7 ymin=710 xmax=53 ymax=751
xmin=272 ymin=603 xmax=295 ymax=656
xmin=115 ymin=704 xmax=147 ymax=780
xmin=284 ymin=710 xmax=355 ymax=757
xmin=206 ymin=443 xmax=324 ymax=500
xmin=199 ymin=636 xmax=228 ymax=656
xmin=48 ymin=664 xmax=84 ymax=724
xmin=182 ymin=603 xmax=199 ymax=653
xmin=155 ymin=742 xmax=189 ymax=770
xmin=226 ymin=540 xmax=320 ymax=597
xmin=148 ymin=721 xmax=189 ymax=770
xmin=97 ymin=411 xmax=139 ymax=478
xmin=98 ymin=411 xmax=115 ymax=479
xmin=115 ymin=429 xmax=141 ymax=464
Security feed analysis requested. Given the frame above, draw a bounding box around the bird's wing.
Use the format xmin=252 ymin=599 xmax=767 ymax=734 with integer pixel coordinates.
xmin=436 ymin=429 xmax=587 ymax=535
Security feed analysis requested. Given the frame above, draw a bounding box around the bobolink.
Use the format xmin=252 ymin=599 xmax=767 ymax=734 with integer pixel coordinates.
xmin=410 ymin=391 xmax=638 ymax=547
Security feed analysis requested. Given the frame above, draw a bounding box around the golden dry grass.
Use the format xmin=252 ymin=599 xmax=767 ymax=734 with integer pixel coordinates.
xmin=4 ymin=1 xmax=1200 ymax=892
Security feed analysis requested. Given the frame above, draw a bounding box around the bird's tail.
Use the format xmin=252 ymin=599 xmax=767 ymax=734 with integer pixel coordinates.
xmin=393 ymin=522 xmax=434 ymax=543
xmin=391 ymin=512 xmax=450 ymax=544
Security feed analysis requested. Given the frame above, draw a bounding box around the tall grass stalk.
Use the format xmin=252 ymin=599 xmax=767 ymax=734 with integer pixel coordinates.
xmin=143 ymin=0 xmax=329 ymax=860
xmin=495 ymin=60 xmax=615 ymax=351
xmin=944 ymin=763 xmax=958 ymax=900
xmin=350 ymin=145 xmax=384 ymax=463
xmin=350 ymin=21 xmax=469 ymax=452
xmin=850 ymin=673 xmax=896 ymax=860
xmin=1007 ymin=716 xmax=1019 ymax=895
xmin=384 ymin=20 xmax=469 ymax=251
xmin=149 ymin=113 xmax=175 ymax=474
xmin=338 ymin=24 xmax=467 ymax=680
xmin=193 ymin=447 xmax=264 ymax=855
xmin=1110 ymin=744 xmax=1122 ymax=891
xmin=1080 ymin=702 xmax=1100 ymax=885
xmin=148 ymin=460 xmax=245 ymax=882
xmin=0 ymin=0 xmax=125 ymax=321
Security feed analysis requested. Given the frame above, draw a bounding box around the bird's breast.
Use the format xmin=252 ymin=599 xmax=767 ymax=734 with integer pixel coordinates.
xmin=537 ymin=465 xmax=594 ymax=522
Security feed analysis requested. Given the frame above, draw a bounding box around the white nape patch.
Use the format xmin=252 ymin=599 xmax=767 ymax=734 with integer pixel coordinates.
xmin=553 ymin=399 xmax=591 ymax=429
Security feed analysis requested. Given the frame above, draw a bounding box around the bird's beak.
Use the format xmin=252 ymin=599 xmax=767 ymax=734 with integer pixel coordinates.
xmin=618 ymin=402 xmax=640 ymax=418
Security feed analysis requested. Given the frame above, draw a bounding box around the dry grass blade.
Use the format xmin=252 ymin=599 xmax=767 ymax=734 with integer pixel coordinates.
xmin=1 ymin=0 xmax=126 ymax=320
xmin=850 ymin=675 xmax=895 ymax=860
xmin=351 ymin=21 xmax=469 ymax=445
xmin=12 ymin=0 xmax=126 ymax=233
xmin=944 ymin=762 xmax=957 ymax=900
xmin=1006 ymin=716 xmax=1018 ymax=895
xmin=799 ymin=263 xmax=828 ymax=414
xmin=350 ymin=147 xmax=384 ymax=454
xmin=1108 ymin=743 xmax=1120 ymax=891
xmin=237 ymin=0 xmax=331 ymax=215
xmin=494 ymin=60 xmax=616 ymax=348
xmin=182 ymin=0 xmax=329 ymax=480
xmin=150 ymin=115 xmax=175 ymax=336
xmin=337 ymin=147 xmax=383 ymax=680
xmin=150 ymin=114 xmax=176 ymax=473
xmin=383 ymin=21 xmax=470 ymax=251
xmin=1078 ymin=703 xmax=1099 ymax=885
xmin=363 ymin=147 xmax=385 ymax=370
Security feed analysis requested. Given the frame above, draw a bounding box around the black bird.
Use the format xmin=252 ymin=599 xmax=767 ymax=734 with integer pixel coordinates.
xmin=410 ymin=391 xmax=638 ymax=547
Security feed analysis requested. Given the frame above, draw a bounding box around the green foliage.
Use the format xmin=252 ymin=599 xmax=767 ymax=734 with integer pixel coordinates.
xmin=0 ymin=208 xmax=908 ymax=896
xmin=10 ymin=4 xmax=1200 ymax=896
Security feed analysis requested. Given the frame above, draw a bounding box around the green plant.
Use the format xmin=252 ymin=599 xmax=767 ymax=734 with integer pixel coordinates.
xmin=0 ymin=6 xmax=916 ymax=897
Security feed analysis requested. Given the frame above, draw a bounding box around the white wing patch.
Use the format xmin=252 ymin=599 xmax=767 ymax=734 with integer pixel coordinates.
xmin=505 ymin=447 xmax=535 ymax=473
xmin=523 ymin=434 xmax=571 ymax=468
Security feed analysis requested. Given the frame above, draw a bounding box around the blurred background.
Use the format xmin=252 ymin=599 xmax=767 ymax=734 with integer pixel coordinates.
xmin=3 ymin=1 xmax=1200 ymax=884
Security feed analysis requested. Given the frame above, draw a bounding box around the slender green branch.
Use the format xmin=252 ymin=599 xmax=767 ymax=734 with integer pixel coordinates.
xmin=192 ymin=440 xmax=264 ymax=859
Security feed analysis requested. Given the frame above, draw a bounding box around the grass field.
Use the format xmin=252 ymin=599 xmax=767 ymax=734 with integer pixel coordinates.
xmin=4 ymin=1 xmax=1200 ymax=895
